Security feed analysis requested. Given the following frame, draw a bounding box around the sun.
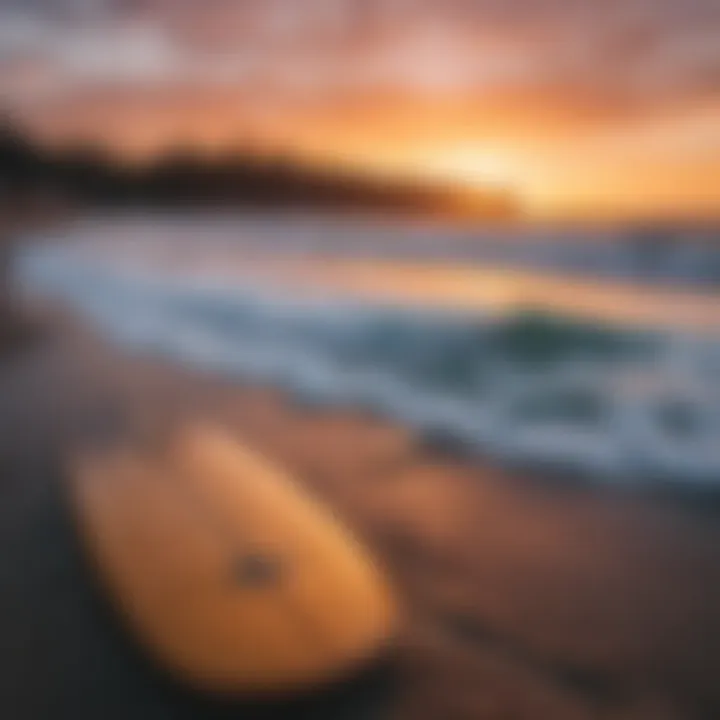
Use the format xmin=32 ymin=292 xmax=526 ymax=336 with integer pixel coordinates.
xmin=421 ymin=146 xmax=519 ymax=189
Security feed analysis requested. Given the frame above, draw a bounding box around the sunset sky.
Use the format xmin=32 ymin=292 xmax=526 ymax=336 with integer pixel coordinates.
xmin=1 ymin=0 xmax=719 ymax=219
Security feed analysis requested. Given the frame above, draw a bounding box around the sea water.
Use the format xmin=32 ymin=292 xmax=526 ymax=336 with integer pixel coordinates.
xmin=15 ymin=214 xmax=720 ymax=486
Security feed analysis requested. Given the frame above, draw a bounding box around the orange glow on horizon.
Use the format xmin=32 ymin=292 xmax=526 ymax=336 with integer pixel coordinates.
xmin=3 ymin=0 xmax=720 ymax=221
xmin=23 ymin=91 xmax=720 ymax=222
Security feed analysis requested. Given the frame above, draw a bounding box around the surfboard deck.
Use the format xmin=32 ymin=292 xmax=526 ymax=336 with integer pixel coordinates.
xmin=69 ymin=423 xmax=397 ymax=696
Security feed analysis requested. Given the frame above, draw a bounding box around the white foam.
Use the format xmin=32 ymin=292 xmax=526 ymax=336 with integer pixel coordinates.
xmin=15 ymin=242 xmax=720 ymax=488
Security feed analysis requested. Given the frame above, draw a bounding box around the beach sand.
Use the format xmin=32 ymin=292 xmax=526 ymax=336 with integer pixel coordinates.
xmin=2 ymin=315 xmax=720 ymax=719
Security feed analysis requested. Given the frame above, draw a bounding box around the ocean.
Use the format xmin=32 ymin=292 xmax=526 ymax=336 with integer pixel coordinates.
xmin=15 ymin=213 xmax=720 ymax=486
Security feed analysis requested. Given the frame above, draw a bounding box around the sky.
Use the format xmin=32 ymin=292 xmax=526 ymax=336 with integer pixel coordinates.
xmin=0 ymin=0 xmax=719 ymax=219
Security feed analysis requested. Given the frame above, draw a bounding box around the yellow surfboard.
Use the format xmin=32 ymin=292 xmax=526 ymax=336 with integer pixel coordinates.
xmin=70 ymin=423 xmax=397 ymax=696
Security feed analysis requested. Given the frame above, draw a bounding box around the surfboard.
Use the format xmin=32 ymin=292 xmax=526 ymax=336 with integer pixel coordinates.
xmin=69 ymin=423 xmax=397 ymax=696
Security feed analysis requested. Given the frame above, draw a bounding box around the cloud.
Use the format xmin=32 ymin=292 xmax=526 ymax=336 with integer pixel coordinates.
xmin=1 ymin=0 xmax=718 ymax=132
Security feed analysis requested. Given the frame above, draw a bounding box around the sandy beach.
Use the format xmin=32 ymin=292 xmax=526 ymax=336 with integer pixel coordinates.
xmin=1 ymin=312 xmax=720 ymax=720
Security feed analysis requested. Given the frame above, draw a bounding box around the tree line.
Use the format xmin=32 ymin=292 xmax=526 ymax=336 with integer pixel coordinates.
xmin=0 ymin=119 xmax=517 ymax=219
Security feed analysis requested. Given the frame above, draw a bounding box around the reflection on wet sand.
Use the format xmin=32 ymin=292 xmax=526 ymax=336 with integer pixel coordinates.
xmin=191 ymin=256 xmax=720 ymax=331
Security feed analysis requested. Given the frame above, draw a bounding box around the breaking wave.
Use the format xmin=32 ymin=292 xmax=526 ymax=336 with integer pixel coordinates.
xmin=17 ymin=244 xmax=720 ymax=486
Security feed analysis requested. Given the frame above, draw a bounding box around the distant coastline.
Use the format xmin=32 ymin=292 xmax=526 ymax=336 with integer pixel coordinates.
xmin=0 ymin=118 xmax=518 ymax=221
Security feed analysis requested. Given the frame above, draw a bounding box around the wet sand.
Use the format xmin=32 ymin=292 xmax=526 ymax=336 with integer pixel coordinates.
xmin=2 ymin=317 xmax=720 ymax=719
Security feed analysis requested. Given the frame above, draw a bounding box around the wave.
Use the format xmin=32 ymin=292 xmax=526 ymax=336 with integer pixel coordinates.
xmin=16 ymin=245 xmax=720 ymax=486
